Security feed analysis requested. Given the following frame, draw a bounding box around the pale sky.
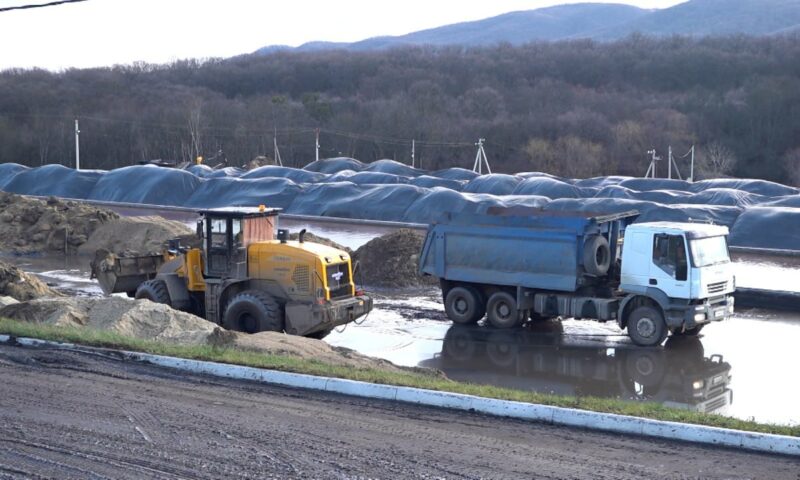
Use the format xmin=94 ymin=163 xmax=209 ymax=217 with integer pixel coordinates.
xmin=0 ymin=0 xmax=686 ymax=70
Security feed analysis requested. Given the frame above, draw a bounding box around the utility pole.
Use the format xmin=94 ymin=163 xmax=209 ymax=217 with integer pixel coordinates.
xmin=689 ymin=145 xmax=695 ymax=182
xmin=668 ymin=146 xmax=672 ymax=179
xmin=411 ymin=139 xmax=415 ymax=168
xmin=315 ymin=128 xmax=320 ymax=162
xmin=472 ymin=138 xmax=491 ymax=174
xmin=645 ymin=149 xmax=661 ymax=178
xmin=74 ymin=118 xmax=80 ymax=170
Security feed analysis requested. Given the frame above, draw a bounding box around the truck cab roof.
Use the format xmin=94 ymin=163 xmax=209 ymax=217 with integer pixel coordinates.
xmin=629 ymin=222 xmax=729 ymax=239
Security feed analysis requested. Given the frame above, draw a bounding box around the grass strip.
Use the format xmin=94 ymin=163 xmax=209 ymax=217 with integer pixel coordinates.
xmin=1 ymin=317 xmax=797 ymax=438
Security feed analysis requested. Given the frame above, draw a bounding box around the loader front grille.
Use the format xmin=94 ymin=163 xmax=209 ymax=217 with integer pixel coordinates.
xmin=326 ymin=263 xmax=352 ymax=299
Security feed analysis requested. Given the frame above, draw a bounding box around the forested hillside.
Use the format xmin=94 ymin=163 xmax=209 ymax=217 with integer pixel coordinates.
xmin=2 ymin=35 xmax=800 ymax=183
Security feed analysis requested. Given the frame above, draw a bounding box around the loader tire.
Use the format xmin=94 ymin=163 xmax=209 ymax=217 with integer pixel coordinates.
xmin=445 ymin=286 xmax=485 ymax=325
xmin=583 ymin=235 xmax=611 ymax=276
xmin=135 ymin=279 xmax=171 ymax=305
xmin=223 ymin=290 xmax=284 ymax=334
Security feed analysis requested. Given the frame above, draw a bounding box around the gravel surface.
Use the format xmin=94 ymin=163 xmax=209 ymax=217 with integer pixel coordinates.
xmin=0 ymin=343 xmax=797 ymax=479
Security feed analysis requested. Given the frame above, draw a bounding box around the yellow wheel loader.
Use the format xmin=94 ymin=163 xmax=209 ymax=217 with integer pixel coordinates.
xmin=91 ymin=207 xmax=372 ymax=339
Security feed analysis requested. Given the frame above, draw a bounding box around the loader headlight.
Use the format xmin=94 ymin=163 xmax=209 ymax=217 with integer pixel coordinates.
xmin=692 ymin=380 xmax=705 ymax=390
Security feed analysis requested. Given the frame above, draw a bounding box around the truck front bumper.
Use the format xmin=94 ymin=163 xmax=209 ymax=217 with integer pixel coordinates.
xmin=682 ymin=296 xmax=734 ymax=329
xmin=285 ymin=295 xmax=373 ymax=336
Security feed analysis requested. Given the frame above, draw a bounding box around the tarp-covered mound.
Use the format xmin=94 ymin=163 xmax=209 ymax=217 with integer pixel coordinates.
xmin=88 ymin=165 xmax=201 ymax=205
xmin=2 ymin=157 xmax=800 ymax=251
xmin=727 ymin=207 xmax=800 ymax=250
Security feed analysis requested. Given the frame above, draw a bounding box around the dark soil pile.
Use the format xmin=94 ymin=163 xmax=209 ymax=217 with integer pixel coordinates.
xmin=0 ymin=192 xmax=118 ymax=254
xmin=353 ymin=229 xmax=436 ymax=288
xmin=0 ymin=260 xmax=60 ymax=300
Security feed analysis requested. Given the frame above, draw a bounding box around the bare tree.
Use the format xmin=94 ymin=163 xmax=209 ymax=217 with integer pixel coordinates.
xmin=697 ymin=142 xmax=737 ymax=179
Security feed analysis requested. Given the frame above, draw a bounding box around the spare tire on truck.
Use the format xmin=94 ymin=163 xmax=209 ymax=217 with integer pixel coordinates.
xmin=583 ymin=235 xmax=611 ymax=276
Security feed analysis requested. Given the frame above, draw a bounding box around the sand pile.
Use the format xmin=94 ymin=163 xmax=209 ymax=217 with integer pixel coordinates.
xmin=353 ymin=229 xmax=436 ymax=288
xmin=1 ymin=296 xmax=406 ymax=371
xmin=0 ymin=261 xmax=60 ymax=300
xmin=78 ymin=215 xmax=193 ymax=255
xmin=0 ymin=193 xmax=118 ymax=254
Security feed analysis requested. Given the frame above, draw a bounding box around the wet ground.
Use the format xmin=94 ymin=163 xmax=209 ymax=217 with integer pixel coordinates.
xmin=3 ymin=219 xmax=800 ymax=427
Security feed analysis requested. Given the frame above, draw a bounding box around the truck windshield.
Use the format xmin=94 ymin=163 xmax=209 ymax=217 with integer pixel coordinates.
xmin=690 ymin=236 xmax=730 ymax=267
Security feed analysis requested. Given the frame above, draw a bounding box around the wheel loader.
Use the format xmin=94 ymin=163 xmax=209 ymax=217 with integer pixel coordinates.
xmin=90 ymin=206 xmax=372 ymax=339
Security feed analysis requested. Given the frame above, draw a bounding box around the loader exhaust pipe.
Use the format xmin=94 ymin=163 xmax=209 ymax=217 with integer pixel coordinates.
xmin=298 ymin=229 xmax=306 ymax=243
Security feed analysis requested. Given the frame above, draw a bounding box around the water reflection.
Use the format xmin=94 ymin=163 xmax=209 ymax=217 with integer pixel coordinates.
xmin=421 ymin=324 xmax=733 ymax=414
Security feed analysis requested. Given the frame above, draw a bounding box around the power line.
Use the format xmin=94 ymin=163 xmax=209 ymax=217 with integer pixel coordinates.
xmin=0 ymin=0 xmax=89 ymax=13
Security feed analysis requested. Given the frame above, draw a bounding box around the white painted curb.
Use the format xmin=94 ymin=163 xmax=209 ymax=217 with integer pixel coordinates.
xmin=2 ymin=335 xmax=798 ymax=457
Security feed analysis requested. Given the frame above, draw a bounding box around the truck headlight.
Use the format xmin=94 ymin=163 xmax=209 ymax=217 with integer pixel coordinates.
xmin=692 ymin=380 xmax=705 ymax=390
xmin=728 ymin=305 xmax=735 ymax=314
xmin=694 ymin=313 xmax=706 ymax=322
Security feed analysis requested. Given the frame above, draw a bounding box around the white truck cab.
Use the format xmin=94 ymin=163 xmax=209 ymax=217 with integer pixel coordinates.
xmin=618 ymin=222 xmax=735 ymax=345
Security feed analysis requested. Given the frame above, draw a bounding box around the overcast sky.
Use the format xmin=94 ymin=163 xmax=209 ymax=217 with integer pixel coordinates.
xmin=0 ymin=0 xmax=686 ymax=70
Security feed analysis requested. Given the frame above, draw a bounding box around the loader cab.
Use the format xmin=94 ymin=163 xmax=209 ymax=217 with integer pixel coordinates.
xmin=200 ymin=206 xmax=280 ymax=279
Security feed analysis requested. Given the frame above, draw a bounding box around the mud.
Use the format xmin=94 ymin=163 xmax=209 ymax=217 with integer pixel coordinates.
xmin=0 ymin=344 xmax=796 ymax=480
xmin=0 ymin=260 xmax=60 ymax=300
xmin=0 ymin=192 xmax=118 ymax=254
xmin=353 ymin=228 xmax=437 ymax=288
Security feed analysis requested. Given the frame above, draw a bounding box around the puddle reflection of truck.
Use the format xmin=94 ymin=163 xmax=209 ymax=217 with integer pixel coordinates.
xmin=419 ymin=210 xmax=736 ymax=346
xmin=422 ymin=325 xmax=732 ymax=413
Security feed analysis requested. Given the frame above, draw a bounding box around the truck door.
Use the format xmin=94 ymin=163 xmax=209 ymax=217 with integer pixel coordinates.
xmin=650 ymin=234 xmax=691 ymax=299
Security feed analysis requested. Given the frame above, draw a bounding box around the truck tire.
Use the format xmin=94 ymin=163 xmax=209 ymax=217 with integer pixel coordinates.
xmin=486 ymin=291 xmax=522 ymax=329
xmin=583 ymin=235 xmax=611 ymax=276
xmin=626 ymin=306 xmax=668 ymax=347
xmin=134 ymin=279 xmax=171 ymax=305
xmin=223 ymin=290 xmax=284 ymax=334
xmin=444 ymin=286 xmax=485 ymax=324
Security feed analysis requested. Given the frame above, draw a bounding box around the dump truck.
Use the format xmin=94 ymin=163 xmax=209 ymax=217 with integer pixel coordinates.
xmin=91 ymin=207 xmax=372 ymax=339
xmin=418 ymin=209 xmax=735 ymax=346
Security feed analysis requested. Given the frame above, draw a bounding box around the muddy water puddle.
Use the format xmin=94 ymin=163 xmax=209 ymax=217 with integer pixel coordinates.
xmin=7 ymin=254 xmax=800 ymax=426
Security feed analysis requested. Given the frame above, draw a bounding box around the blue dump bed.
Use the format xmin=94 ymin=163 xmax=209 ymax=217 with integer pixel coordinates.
xmin=418 ymin=208 xmax=636 ymax=293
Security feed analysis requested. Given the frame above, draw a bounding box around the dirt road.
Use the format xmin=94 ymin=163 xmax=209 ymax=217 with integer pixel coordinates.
xmin=0 ymin=344 xmax=797 ymax=479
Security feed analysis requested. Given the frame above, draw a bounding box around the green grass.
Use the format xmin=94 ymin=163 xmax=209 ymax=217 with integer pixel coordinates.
xmin=1 ymin=317 xmax=797 ymax=438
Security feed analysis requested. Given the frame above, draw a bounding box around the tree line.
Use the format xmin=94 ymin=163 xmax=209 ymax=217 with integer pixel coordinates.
xmin=1 ymin=34 xmax=800 ymax=183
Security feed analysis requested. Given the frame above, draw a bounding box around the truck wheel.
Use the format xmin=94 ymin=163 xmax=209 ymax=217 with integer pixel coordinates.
xmin=486 ymin=292 xmax=521 ymax=329
xmin=134 ymin=279 xmax=171 ymax=305
xmin=223 ymin=290 xmax=284 ymax=334
xmin=673 ymin=324 xmax=704 ymax=336
xmin=444 ymin=286 xmax=485 ymax=324
xmin=626 ymin=306 xmax=668 ymax=347
xmin=583 ymin=235 xmax=611 ymax=276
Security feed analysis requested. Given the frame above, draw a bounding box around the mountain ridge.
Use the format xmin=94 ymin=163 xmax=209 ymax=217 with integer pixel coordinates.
xmin=255 ymin=0 xmax=800 ymax=54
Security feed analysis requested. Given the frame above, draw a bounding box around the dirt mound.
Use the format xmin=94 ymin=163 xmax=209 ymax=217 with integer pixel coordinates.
xmin=288 ymin=230 xmax=352 ymax=254
xmin=0 ymin=192 xmax=118 ymax=254
xmin=2 ymin=295 xmax=405 ymax=371
xmin=0 ymin=260 xmax=60 ymax=300
xmin=206 ymin=329 xmax=403 ymax=371
xmin=78 ymin=215 xmax=193 ymax=255
xmin=1 ymin=296 xmax=216 ymax=345
xmin=353 ymin=229 xmax=436 ymax=288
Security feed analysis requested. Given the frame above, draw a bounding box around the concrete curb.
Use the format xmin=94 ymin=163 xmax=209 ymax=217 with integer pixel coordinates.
xmin=2 ymin=335 xmax=798 ymax=457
